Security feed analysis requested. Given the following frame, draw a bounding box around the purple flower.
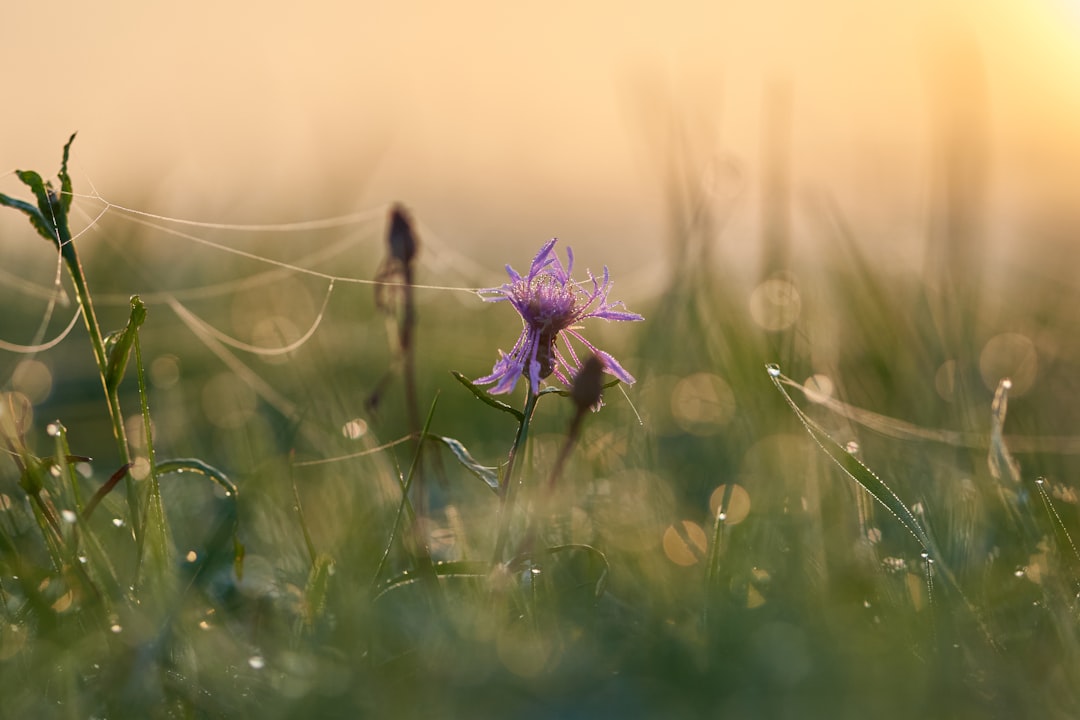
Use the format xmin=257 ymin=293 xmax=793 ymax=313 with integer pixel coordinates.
xmin=475 ymin=238 xmax=643 ymax=395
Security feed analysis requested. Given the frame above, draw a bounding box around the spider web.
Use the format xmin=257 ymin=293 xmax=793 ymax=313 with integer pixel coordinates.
xmin=0 ymin=168 xmax=495 ymax=469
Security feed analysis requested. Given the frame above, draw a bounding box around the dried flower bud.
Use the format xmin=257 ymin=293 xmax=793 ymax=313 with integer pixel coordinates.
xmin=387 ymin=204 xmax=418 ymax=266
xmin=570 ymin=354 xmax=605 ymax=412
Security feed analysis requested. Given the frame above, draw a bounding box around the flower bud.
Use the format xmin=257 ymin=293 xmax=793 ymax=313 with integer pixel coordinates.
xmin=570 ymin=354 xmax=605 ymax=412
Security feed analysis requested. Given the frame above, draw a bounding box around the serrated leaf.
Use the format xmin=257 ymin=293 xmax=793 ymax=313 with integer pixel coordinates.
xmin=14 ymin=169 xmax=50 ymax=216
xmin=426 ymin=433 xmax=499 ymax=492
xmin=450 ymin=371 xmax=524 ymax=421
xmin=104 ymin=296 xmax=147 ymax=392
xmin=59 ymin=132 xmax=76 ymax=213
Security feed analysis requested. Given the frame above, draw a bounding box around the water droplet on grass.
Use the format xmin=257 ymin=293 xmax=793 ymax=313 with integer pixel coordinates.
xmin=248 ymin=655 xmax=265 ymax=669
xmin=766 ymin=363 xmax=781 ymax=377
xmin=61 ymin=510 xmax=77 ymax=524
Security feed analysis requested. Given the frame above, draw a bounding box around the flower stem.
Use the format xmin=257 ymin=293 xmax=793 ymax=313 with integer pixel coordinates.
xmin=492 ymin=391 xmax=538 ymax=564
xmin=56 ymin=229 xmax=136 ymax=526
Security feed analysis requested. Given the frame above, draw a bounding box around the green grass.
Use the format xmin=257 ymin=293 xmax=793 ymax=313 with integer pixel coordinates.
xmin=0 ymin=138 xmax=1078 ymax=719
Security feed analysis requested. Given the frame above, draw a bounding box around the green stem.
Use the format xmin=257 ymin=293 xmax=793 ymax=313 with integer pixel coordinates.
xmin=492 ymin=391 xmax=539 ymax=564
xmin=56 ymin=229 xmax=136 ymax=524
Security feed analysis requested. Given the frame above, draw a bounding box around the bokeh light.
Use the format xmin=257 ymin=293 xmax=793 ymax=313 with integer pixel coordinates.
xmin=749 ymin=277 xmax=801 ymax=331
xmin=709 ymin=484 xmax=752 ymax=525
xmin=149 ymin=355 xmax=181 ymax=389
xmin=670 ymin=372 xmax=736 ymax=436
xmin=201 ymin=372 xmax=257 ymax=429
xmin=662 ymin=520 xmax=708 ymax=566
xmin=341 ymin=418 xmax=368 ymax=440
xmin=10 ymin=360 xmax=52 ymax=405
xmin=979 ymin=332 xmax=1037 ymax=395
xmin=802 ymin=374 xmax=834 ymax=404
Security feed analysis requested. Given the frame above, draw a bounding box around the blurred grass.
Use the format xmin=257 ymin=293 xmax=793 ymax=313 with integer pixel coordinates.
xmin=1 ymin=125 xmax=1080 ymax=720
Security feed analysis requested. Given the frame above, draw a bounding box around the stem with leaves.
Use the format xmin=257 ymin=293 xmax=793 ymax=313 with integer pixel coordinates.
xmin=0 ymin=135 xmax=137 ymax=528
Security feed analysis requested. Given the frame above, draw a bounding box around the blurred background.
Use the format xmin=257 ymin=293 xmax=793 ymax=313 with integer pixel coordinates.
xmin=2 ymin=0 xmax=1079 ymax=278
xmin=3 ymin=3 xmax=1080 ymax=716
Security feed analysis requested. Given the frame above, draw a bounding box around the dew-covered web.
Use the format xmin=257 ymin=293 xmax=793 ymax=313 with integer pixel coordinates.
xmin=0 ymin=169 xmax=499 ymax=471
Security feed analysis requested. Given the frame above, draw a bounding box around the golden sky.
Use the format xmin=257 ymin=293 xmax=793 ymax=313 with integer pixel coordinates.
xmin=2 ymin=0 xmax=1079 ymax=275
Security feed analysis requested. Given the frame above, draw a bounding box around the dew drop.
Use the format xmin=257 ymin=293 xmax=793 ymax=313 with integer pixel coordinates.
xmin=1014 ymin=568 xmax=1025 ymax=577
xmin=112 ymin=518 xmax=125 ymax=528
xmin=110 ymin=624 xmax=122 ymax=634
xmin=1036 ymin=477 xmax=1046 ymax=486
xmin=78 ymin=555 xmax=88 ymax=564
xmin=248 ymin=655 xmax=265 ymax=670
xmin=198 ymin=620 xmax=211 ymax=630
xmin=1002 ymin=378 xmax=1012 ymax=390
xmin=766 ymin=364 xmax=781 ymax=377
xmin=185 ymin=550 xmax=198 ymax=563
xmin=61 ymin=509 xmax=77 ymax=524
xmin=845 ymin=441 xmax=860 ymax=454
xmin=717 ymin=512 xmax=727 ymax=521
xmin=46 ymin=423 xmax=61 ymax=437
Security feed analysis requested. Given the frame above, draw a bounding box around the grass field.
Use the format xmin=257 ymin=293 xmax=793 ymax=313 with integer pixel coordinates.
xmin=0 ymin=136 xmax=1078 ymax=719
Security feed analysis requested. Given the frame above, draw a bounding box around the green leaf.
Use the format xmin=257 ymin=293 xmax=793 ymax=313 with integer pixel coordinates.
xmin=538 ymin=377 xmax=621 ymax=399
xmin=59 ymin=132 xmax=76 ymax=214
xmin=0 ymin=193 xmax=52 ymax=240
xmin=156 ymin=457 xmax=238 ymax=498
xmin=302 ymin=553 xmax=335 ymax=626
xmin=766 ymin=365 xmax=932 ymax=551
xmin=374 ymin=560 xmax=490 ymax=600
xmin=450 ymin=371 xmax=524 ymax=421
xmin=425 ymin=433 xmax=499 ymax=493
xmin=139 ymin=459 xmax=175 ymax=598
xmin=104 ymin=296 xmax=148 ymax=392
xmin=14 ymin=170 xmax=51 ymax=219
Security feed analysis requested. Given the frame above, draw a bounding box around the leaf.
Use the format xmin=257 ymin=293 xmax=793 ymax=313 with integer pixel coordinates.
xmin=104 ymin=296 xmax=148 ymax=392
xmin=302 ymin=553 xmax=335 ymax=626
xmin=425 ymin=433 xmax=499 ymax=493
xmin=156 ymin=457 xmax=238 ymax=498
xmin=451 ymin=371 xmax=524 ymax=421
xmin=14 ymin=170 xmax=51 ymax=222
xmin=374 ymin=560 xmax=490 ymax=600
xmin=0 ymin=193 xmax=52 ymax=240
xmin=766 ymin=365 xmax=932 ymax=551
xmin=59 ymin=132 xmax=76 ymax=214
xmin=538 ymin=377 xmax=621 ymax=399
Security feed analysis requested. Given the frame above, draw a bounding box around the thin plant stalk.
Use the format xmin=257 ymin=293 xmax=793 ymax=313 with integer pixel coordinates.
xmin=492 ymin=390 xmax=539 ymax=564
xmin=515 ymin=356 xmax=604 ymax=560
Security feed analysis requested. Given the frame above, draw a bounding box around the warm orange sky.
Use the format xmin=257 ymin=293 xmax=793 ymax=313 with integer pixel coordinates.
xmin=2 ymin=0 xmax=1079 ymax=278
